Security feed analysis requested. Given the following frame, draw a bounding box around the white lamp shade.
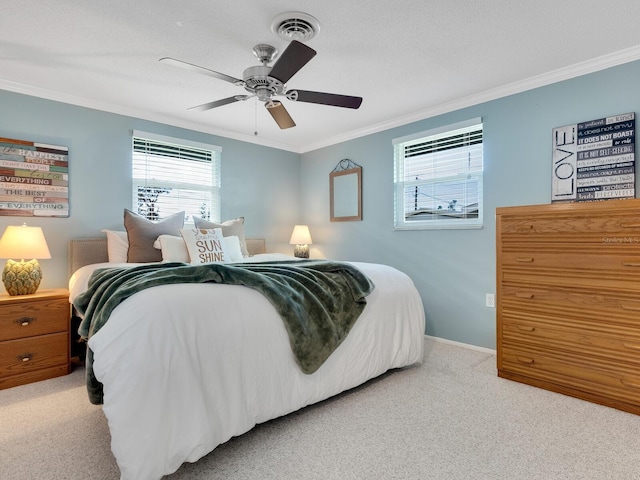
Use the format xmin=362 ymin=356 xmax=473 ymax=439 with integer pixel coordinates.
xmin=0 ymin=225 xmax=51 ymax=260
xmin=289 ymin=225 xmax=312 ymax=245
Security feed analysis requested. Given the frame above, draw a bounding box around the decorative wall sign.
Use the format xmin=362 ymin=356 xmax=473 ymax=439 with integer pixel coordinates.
xmin=0 ymin=137 xmax=69 ymax=217
xmin=552 ymin=112 xmax=635 ymax=203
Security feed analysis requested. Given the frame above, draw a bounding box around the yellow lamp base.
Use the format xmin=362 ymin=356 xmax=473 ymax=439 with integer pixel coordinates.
xmin=2 ymin=259 xmax=42 ymax=296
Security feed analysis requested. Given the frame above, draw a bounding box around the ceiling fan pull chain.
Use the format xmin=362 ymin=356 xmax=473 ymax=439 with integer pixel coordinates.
xmin=254 ymin=97 xmax=258 ymax=136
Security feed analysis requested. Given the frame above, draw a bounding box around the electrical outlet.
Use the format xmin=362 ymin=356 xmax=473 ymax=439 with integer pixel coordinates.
xmin=485 ymin=293 xmax=495 ymax=308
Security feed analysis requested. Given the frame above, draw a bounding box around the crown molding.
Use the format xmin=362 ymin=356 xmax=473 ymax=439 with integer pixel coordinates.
xmin=0 ymin=79 xmax=303 ymax=153
xmin=300 ymin=45 xmax=640 ymax=153
xmin=3 ymin=45 xmax=640 ymax=155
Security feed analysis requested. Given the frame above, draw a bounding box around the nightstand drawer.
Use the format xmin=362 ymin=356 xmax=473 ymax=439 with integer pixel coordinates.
xmin=0 ymin=289 xmax=71 ymax=389
xmin=0 ymin=332 xmax=68 ymax=377
xmin=0 ymin=296 xmax=69 ymax=341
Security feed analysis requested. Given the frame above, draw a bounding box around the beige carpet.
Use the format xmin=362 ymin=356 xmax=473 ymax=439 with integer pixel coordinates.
xmin=2 ymin=338 xmax=640 ymax=480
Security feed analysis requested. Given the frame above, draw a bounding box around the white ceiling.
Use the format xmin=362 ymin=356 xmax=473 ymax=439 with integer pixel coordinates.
xmin=2 ymin=1 xmax=640 ymax=153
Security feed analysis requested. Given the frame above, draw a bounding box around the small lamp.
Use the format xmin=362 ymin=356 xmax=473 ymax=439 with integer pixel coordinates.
xmin=289 ymin=225 xmax=312 ymax=258
xmin=0 ymin=224 xmax=51 ymax=296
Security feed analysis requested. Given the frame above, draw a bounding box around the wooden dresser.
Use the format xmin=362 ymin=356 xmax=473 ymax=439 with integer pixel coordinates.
xmin=496 ymin=199 xmax=640 ymax=414
xmin=0 ymin=288 xmax=71 ymax=389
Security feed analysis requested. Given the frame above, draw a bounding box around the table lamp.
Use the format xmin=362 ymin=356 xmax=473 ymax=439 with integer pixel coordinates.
xmin=289 ymin=225 xmax=312 ymax=258
xmin=0 ymin=224 xmax=51 ymax=295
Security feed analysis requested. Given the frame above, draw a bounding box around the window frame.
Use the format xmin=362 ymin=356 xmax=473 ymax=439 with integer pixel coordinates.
xmin=393 ymin=118 xmax=484 ymax=230
xmin=131 ymin=130 xmax=221 ymax=224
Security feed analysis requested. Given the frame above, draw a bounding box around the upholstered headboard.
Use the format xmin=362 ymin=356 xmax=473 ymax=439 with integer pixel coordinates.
xmin=68 ymin=237 xmax=267 ymax=279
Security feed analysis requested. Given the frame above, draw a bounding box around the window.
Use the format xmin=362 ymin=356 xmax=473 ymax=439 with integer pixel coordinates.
xmin=393 ymin=118 xmax=483 ymax=229
xmin=132 ymin=131 xmax=221 ymax=224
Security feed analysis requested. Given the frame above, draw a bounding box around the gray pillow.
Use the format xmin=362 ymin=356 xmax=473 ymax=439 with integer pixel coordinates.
xmin=124 ymin=209 xmax=185 ymax=262
xmin=193 ymin=216 xmax=248 ymax=257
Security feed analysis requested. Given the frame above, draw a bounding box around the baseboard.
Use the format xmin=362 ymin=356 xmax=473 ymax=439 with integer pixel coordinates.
xmin=425 ymin=334 xmax=496 ymax=355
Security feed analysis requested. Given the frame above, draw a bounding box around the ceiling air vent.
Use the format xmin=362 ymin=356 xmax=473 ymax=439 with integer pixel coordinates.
xmin=270 ymin=12 xmax=320 ymax=42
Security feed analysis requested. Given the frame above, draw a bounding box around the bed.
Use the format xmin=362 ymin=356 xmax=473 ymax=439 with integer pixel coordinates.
xmin=68 ymin=236 xmax=425 ymax=480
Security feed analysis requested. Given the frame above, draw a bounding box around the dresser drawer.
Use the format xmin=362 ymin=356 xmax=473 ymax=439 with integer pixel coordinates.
xmin=0 ymin=297 xmax=69 ymax=341
xmin=500 ymin=285 xmax=640 ymax=327
xmin=500 ymin=252 xmax=640 ymax=290
xmin=501 ymin=316 xmax=640 ymax=367
xmin=0 ymin=332 xmax=68 ymax=377
xmin=499 ymin=213 xmax=640 ymax=243
xmin=499 ymin=345 xmax=640 ymax=407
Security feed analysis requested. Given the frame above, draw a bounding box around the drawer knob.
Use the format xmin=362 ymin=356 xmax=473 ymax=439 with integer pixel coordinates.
xmin=515 ymin=292 xmax=535 ymax=299
xmin=16 ymin=316 xmax=35 ymax=327
xmin=516 ymin=325 xmax=536 ymax=332
xmin=622 ymin=342 xmax=640 ymax=351
xmin=621 ymin=379 xmax=640 ymax=389
xmin=18 ymin=353 xmax=33 ymax=362
xmin=621 ymin=261 xmax=640 ymax=267
xmin=621 ymin=304 xmax=640 ymax=312
xmin=516 ymin=257 xmax=534 ymax=263
xmin=516 ymin=355 xmax=535 ymax=364
xmin=620 ymin=222 xmax=640 ymax=228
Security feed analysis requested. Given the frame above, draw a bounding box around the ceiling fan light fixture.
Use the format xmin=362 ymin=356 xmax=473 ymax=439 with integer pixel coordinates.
xmin=265 ymin=100 xmax=296 ymax=129
xmin=270 ymin=12 xmax=320 ymax=43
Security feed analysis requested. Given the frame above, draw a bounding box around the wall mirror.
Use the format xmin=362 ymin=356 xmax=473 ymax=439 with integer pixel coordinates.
xmin=330 ymin=160 xmax=362 ymax=222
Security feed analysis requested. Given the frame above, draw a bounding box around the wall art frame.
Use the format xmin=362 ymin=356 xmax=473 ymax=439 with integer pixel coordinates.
xmin=552 ymin=112 xmax=635 ymax=203
xmin=0 ymin=137 xmax=69 ymax=217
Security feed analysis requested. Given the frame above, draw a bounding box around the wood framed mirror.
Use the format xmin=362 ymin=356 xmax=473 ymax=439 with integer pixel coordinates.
xmin=330 ymin=165 xmax=362 ymax=222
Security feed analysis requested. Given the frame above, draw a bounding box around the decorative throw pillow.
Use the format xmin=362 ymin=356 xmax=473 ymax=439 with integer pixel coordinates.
xmin=153 ymin=235 xmax=190 ymax=263
xmin=101 ymin=229 xmax=128 ymax=263
xmin=180 ymin=228 xmax=228 ymax=264
xmin=193 ymin=216 xmax=248 ymax=257
xmin=124 ymin=209 xmax=185 ymax=263
xmin=153 ymin=234 xmax=243 ymax=263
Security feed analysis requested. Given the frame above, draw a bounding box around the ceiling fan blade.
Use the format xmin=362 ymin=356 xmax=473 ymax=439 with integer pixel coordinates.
xmin=286 ymin=90 xmax=363 ymax=109
xmin=189 ymin=95 xmax=251 ymax=112
xmin=265 ymin=100 xmax=296 ymax=129
xmin=159 ymin=57 xmax=244 ymax=85
xmin=268 ymin=40 xmax=316 ymax=84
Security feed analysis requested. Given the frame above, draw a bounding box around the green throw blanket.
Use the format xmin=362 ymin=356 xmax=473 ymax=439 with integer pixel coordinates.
xmin=74 ymin=260 xmax=374 ymax=404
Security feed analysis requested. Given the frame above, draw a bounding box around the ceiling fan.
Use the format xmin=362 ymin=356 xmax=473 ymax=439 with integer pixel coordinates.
xmin=160 ymin=40 xmax=363 ymax=129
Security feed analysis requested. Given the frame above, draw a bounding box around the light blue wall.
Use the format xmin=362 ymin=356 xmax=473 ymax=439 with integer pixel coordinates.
xmin=0 ymin=90 xmax=300 ymax=291
xmin=300 ymin=60 xmax=640 ymax=349
xmin=2 ymin=59 xmax=639 ymax=349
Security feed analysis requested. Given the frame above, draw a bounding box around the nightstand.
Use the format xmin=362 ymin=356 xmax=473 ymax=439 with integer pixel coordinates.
xmin=0 ymin=288 xmax=71 ymax=389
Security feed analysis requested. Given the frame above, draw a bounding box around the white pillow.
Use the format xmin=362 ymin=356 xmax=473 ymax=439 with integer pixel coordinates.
xmin=153 ymin=235 xmax=190 ymax=263
xmin=223 ymin=235 xmax=244 ymax=263
xmin=180 ymin=228 xmax=228 ymax=264
xmin=101 ymin=229 xmax=128 ymax=263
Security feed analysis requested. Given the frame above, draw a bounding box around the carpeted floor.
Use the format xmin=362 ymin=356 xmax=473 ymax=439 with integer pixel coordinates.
xmin=2 ymin=338 xmax=640 ymax=480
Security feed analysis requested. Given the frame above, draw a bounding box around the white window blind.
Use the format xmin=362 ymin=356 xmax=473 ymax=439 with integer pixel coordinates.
xmin=393 ymin=118 xmax=483 ymax=229
xmin=132 ymin=132 xmax=221 ymax=224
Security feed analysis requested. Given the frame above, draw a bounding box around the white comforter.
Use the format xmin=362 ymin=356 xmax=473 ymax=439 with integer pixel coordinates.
xmin=70 ymin=255 xmax=425 ymax=480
